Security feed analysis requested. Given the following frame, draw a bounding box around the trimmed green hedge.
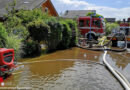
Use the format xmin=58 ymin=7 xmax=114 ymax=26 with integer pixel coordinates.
xmin=65 ymin=19 xmax=78 ymax=47
xmin=46 ymin=18 xmax=63 ymax=51
xmin=57 ymin=20 xmax=71 ymax=49
xmin=22 ymin=39 xmax=41 ymax=57
xmin=27 ymin=20 xmax=50 ymax=43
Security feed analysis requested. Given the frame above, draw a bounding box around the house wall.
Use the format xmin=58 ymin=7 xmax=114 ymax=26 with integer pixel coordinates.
xmin=42 ymin=0 xmax=58 ymax=16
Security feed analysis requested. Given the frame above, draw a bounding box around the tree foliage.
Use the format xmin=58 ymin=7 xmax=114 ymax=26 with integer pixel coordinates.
xmin=0 ymin=23 xmax=8 ymax=47
xmin=105 ymin=23 xmax=119 ymax=35
xmin=86 ymin=12 xmax=103 ymax=18
xmin=57 ymin=20 xmax=71 ymax=49
xmin=5 ymin=34 xmax=22 ymax=59
xmin=22 ymin=39 xmax=41 ymax=57
xmin=46 ymin=18 xmax=63 ymax=51
xmin=27 ymin=20 xmax=50 ymax=43
xmin=65 ymin=19 xmax=78 ymax=47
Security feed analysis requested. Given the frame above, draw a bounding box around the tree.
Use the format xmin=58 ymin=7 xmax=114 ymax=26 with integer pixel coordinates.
xmin=86 ymin=12 xmax=103 ymax=18
xmin=105 ymin=23 xmax=119 ymax=35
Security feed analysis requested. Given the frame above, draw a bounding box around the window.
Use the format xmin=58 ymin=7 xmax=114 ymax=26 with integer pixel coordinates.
xmin=92 ymin=20 xmax=101 ymax=28
xmin=45 ymin=7 xmax=48 ymax=13
xmin=79 ymin=20 xmax=84 ymax=27
xmin=86 ymin=20 xmax=89 ymax=26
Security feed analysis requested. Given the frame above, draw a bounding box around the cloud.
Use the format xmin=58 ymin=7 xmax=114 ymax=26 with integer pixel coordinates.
xmin=52 ymin=0 xmax=130 ymax=20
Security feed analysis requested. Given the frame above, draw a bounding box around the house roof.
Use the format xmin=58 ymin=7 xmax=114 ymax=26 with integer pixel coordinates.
xmin=62 ymin=10 xmax=96 ymax=19
xmin=0 ymin=0 xmax=46 ymax=17
xmin=105 ymin=18 xmax=116 ymax=23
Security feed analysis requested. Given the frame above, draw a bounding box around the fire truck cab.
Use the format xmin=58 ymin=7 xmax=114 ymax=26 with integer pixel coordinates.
xmin=78 ymin=16 xmax=105 ymax=40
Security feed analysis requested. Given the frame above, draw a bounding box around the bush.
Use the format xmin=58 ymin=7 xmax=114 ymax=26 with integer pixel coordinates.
xmin=12 ymin=25 xmax=29 ymax=39
xmin=27 ymin=20 xmax=50 ymax=43
xmin=105 ymin=23 xmax=119 ymax=35
xmin=5 ymin=34 xmax=22 ymax=59
xmin=57 ymin=21 xmax=71 ymax=49
xmin=65 ymin=19 xmax=78 ymax=46
xmin=0 ymin=23 xmax=7 ymax=47
xmin=16 ymin=9 xmax=50 ymax=25
xmin=16 ymin=10 xmax=36 ymax=24
xmin=46 ymin=18 xmax=63 ymax=51
xmin=4 ymin=16 xmax=22 ymax=33
xmin=22 ymin=39 xmax=41 ymax=57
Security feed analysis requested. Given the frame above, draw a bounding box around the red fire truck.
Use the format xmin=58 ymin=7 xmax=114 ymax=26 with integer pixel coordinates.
xmin=78 ymin=16 xmax=105 ymax=40
xmin=120 ymin=23 xmax=130 ymax=37
xmin=107 ymin=18 xmax=130 ymax=48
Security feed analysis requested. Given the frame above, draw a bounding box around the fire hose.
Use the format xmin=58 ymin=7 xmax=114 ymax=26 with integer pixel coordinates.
xmin=77 ymin=33 xmax=130 ymax=90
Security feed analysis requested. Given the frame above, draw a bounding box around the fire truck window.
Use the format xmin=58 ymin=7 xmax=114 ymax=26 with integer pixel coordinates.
xmin=79 ymin=20 xmax=84 ymax=27
xmin=126 ymin=28 xmax=129 ymax=35
xmin=86 ymin=20 xmax=89 ymax=26
xmin=93 ymin=20 xmax=101 ymax=28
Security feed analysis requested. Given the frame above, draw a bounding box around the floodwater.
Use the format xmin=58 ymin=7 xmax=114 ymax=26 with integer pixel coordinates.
xmin=107 ymin=50 xmax=130 ymax=83
xmin=1 ymin=47 xmax=130 ymax=90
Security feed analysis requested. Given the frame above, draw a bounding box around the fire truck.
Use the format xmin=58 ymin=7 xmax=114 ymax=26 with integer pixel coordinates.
xmin=120 ymin=22 xmax=130 ymax=38
xmin=107 ymin=18 xmax=130 ymax=48
xmin=78 ymin=16 xmax=105 ymax=40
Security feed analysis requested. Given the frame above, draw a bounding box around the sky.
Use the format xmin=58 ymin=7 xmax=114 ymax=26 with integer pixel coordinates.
xmin=51 ymin=0 xmax=130 ymax=20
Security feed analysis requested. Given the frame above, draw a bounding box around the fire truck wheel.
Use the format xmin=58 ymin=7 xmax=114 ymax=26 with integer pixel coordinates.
xmin=87 ymin=34 xmax=96 ymax=40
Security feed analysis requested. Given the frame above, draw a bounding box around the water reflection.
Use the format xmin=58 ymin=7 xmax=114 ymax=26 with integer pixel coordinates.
xmin=107 ymin=51 xmax=130 ymax=82
xmin=108 ymin=52 xmax=130 ymax=70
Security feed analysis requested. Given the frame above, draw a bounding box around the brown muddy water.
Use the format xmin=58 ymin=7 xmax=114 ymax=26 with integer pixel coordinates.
xmin=1 ymin=47 xmax=130 ymax=90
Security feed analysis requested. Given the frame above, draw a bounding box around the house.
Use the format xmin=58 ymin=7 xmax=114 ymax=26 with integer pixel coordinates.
xmin=105 ymin=18 xmax=116 ymax=23
xmin=62 ymin=10 xmax=96 ymax=19
xmin=0 ymin=0 xmax=58 ymax=22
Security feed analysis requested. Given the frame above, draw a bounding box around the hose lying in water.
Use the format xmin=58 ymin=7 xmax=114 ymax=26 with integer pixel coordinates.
xmin=103 ymin=48 xmax=130 ymax=90
xmin=101 ymin=34 xmax=130 ymax=90
xmin=102 ymin=33 xmax=127 ymax=52
xmin=77 ymin=33 xmax=130 ymax=90
xmin=77 ymin=33 xmax=127 ymax=52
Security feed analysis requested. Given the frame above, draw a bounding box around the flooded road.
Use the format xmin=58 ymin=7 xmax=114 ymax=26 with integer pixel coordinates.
xmin=1 ymin=47 xmax=130 ymax=90
xmin=107 ymin=50 xmax=130 ymax=83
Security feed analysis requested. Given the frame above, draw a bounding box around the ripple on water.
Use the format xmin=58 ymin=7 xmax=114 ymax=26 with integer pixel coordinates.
xmin=4 ymin=60 xmax=123 ymax=90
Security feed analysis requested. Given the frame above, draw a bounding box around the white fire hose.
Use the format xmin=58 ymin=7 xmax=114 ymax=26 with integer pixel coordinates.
xmin=102 ymin=36 xmax=130 ymax=90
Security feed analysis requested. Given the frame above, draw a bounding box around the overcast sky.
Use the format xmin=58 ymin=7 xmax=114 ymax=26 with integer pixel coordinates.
xmin=51 ymin=0 xmax=130 ymax=20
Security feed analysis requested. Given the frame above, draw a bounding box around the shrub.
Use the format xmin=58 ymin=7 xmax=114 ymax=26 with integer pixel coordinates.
xmin=27 ymin=20 xmax=50 ymax=43
xmin=4 ymin=16 xmax=22 ymax=33
xmin=65 ymin=19 xmax=78 ymax=46
xmin=12 ymin=25 xmax=29 ymax=39
xmin=57 ymin=21 xmax=71 ymax=49
xmin=16 ymin=9 xmax=50 ymax=25
xmin=105 ymin=23 xmax=119 ymax=35
xmin=5 ymin=34 xmax=22 ymax=59
xmin=16 ymin=10 xmax=36 ymax=24
xmin=22 ymin=39 xmax=41 ymax=57
xmin=46 ymin=18 xmax=63 ymax=51
xmin=0 ymin=23 xmax=7 ymax=47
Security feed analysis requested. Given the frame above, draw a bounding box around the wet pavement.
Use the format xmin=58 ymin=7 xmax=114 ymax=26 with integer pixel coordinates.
xmin=1 ymin=47 xmax=130 ymax=90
